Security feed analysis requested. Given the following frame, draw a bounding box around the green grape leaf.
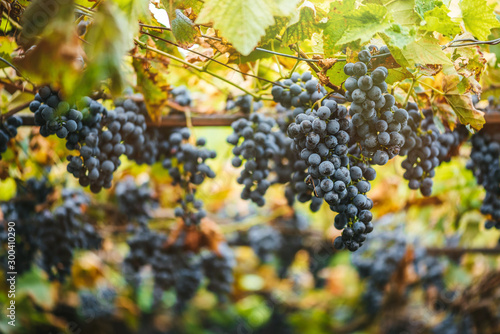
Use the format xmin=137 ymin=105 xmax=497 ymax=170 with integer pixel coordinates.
xmin=171 ymin=9 xmax=200 ymax=48
xmin=403 ymin=35 xmax=454 ymax=68
xmin=383 ymin=24 xmax=415 ymax=49
xmin=336 ymin=4 xmax=391 ymax=45
xmin=325 ymin=61 xmax=349 ymax=86
xmin=0 ymin=37 xmax=17 ymax=69
xmin=117 ymin=0 xmax=151 ymax=23
xmin=282 ymin=6 xmax=320 ymax=45
xmin=260 ymin=16 xmax=289 ymax=45
xmin=414 ymin=0 xmax=440 ymax=18
xmin=196 ymin=0 xmax=300 ymax=56
xmin=366 ymin=0 xmax=420 ymax=26
xmin=442 ymin=75 xmax=485 ymax=130
xmin=382 ymin=34 xmax=454 ymax=74
xmin=160 ymin=0 xmax=204 ymax=17
xmin=489 ymin=24 xmax=500 ymax=66
xmin=460 ymin=0 xmax=500 ymax=40
xmin=322 ymin=0 xmax=355 ymax=57
xmin=81 ymin=1 xmax=133 ymax=95
xmin=421 ymin=5 xmax=461 ymax=37
xmin=386 ymin=68 xmax=413 ymax=85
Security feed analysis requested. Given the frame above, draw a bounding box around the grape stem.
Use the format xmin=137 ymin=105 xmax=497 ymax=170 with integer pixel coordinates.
xmin=1 ymin=101 xmax=31 ymax=121
xmin=417 ymin=80 xmax=445 ymax=95
xmin=403 ymin=78 xmax=416 ymax=108
xmin=2 ymin=12 xmax=21 ymax=30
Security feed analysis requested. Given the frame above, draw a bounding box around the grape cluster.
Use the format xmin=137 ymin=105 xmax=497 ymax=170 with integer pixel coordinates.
xmin=402 ymin=104 xmax=470 ymax=196
xmin=126 ymin=127 xmax=163 ymax=165
xmin=128 ymin=126 xmax=216 ymax=225
xmin=148 ymin=233 xmax=204 ymax=312
xmin=413 ymin=246 xmax=446 ymax=290
xmin=401 ymin=106 xmax=440 ymax=196
xmin=272 ymin=72 xmax=327 ymax=110
xmin=247 ymin=224 xmax=283 ymax=262
xmin=37 ymin=189 xmax=102 ymax=281
xmin=123 ymin=227 xmax=234 ymax=310
xmin=270 ymin=129 xmax=296 ymax=188
xmin=226 ymin=95 xmax=263 ymax=113
xmin=30 ymin=86 xmax=83 ymax=140
xmin=352 ymin=223 xmax=407 ymax=314
xmin=79 ymin=287 xmax=117 ymax=320
xmin=67 ymin=98 xmax=147 ymax=193
xmin=31 ymin=88 xmax=151 ymax=193
xmin=115 ymin=177 xmax=156 ymax=225
xmin=344 ymin=52 xmax=408 ymax=165
xmin=122 ymin=227 xmax=165 ymax=288
xmin=352 ymin=216 xmax=450 ymax=316
xmin=171 ymin=85 xmax=192 ymax=107
xmin=227 ymin=114 xmax=283 ymax=206
xmin=201 ymin=242 xmax=235 ymax=300
xmin=466 ymin=131 xmax=500 ymax=229
xmin=0 ymin=116 xmax=22 ymax=159
xmin=162 ymin=128 xmax=216 ymax=225
xmin=276 ymin=213 xmax=309 ymax=278
xmin=231 ymin=213 xmax=327 ymax=281
xmin=285 ymin=99 xmax=375 ymax=251
xmin=0 ymin=177 xmax=53 ymax=275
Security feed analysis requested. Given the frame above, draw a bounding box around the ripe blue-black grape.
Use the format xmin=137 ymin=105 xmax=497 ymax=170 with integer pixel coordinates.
xmin=0 ymin=115 xmax=22 ymax=159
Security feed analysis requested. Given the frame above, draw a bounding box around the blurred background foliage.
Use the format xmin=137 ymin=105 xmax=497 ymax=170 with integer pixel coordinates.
xmin=0 ymin=0 xmax=499 ymax=333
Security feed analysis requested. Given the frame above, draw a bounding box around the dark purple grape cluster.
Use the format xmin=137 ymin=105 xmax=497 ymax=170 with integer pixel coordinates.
xmin=115 ymin=177 xmax=156 ymax=225
xmin=271 ymin=71 xmax=327 ymax=111
xmin=122 ymin=227 xmax=165 ymax=288
xmin=230 ymin=213 xmax=313 ymax=280
xmin=161 ymin=128 xmax=216 ymax=225
xmin=0 ymin=116 xmax=22 ymax=159
xmin=352 ymin=216 xmax=450 ymax=317
xmin=127 ymin=126 xmax=216 ymax=225
xmin=201 ymin=242 xmax=235 ymax=300
xmin=78 ymin=287 xmax=117 ymax=320
xmin=401 ymin=104 xmax=470 ymax=196
xmin=276 ymin=213 xmax=308 ymax=278
xmin=31 ymin=89 xmax=151 ymax=193
xmin=466 ymin=131 xmax=500 ymax=229
xmin=353 ymin=227 xmax=404 ymax=314
xmin=344 ymin=53 xmax=408 ymax=166
xmin=67 ymin=98 xmax=147 ymax=193
xmin=37 ymin=189 xmax=102 ymax=281
xmin=30 ymin=86 xmax=84 ymax=140
xmin=227 ymin=113 xmax=284 ymax=206
xmin=247 ymin=224 xmax=283 ymax=262
xmin=401 ymin=107 xmax=440 ymax=196
xmin=123 ymin=227 xmax=234 ymax=311
xmin=174 ymin=193 xmax=208 ymax=226
xmin=0 ymin=177 xmax=53 ymax=276
xmin=285 ymin=99 xmax=375 ymax=251
xmin=226 ymin=94 xmax=263 ymax=113
xmin=171 ymin=85 xmax=192 ymax=107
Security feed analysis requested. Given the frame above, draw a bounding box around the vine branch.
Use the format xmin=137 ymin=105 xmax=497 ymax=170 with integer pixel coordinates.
xmin=134 ymin=38 xmax=267 ymax=100
xmin=139 ymin=30 xmax=284 ymax=87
